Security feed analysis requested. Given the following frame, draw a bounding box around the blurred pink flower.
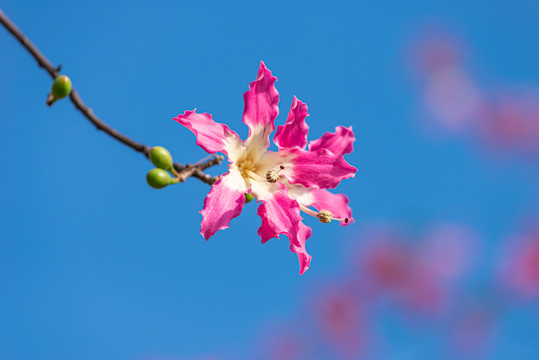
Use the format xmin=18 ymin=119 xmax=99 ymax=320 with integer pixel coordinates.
xmin=355 ymin=224 xmax=476 ymax=316
xmin=362 ymin=236 xmax=410 ymax=289
xmin=412 ymin=30 xmax=539 ymax=157
xmin=256 ymin=327 xmax=308 ymax=360
xmin=479 ymin=91 xmax=539 ymax=154
xmin=412 ymin=31 xmax=462 ymax=75
xmin=422 ymin=67 xmax=483 ymax=133
xmin=174 ymin=61 xmax=356 ymax=274
xmin=412 ymin=31 xmax=483 ymax=133
xmin=419 ymin=224 xmax=478 ymax=282
xmin=450 ymin=303 xmax=497 ymax=358
xmin=499 ymin=227 xmax=539 ymax=300
xmin=313 ymin=284 xmax=368 ymax=359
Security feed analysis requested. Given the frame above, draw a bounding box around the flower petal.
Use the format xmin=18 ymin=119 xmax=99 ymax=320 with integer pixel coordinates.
xmin=309 ymin=126 xmax=355 ymax=156
xmin=282 ymin=148 xmax=357 ymax=189
xmin=309 ymin=189 xmax=354 ymax=226
xmin=200 ymin=169 xmax=248 ymax=240
xmin=286 ymin=183 xmax=353 ymax=227
xmin=274 ymin=96 xmax=309 ymax=149
xmin=173 ymin=109 xmax=242 ymax=158
xmin=242 ymin=61 xmax=279 ymax=156
xmin=290 ymin=222 xmax=312 ymax=275
xmin=256 ymin=182 xmax=302 ymax=247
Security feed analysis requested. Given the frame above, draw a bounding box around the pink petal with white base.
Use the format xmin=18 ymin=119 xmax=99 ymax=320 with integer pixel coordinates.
xmin=200 ymin=169 xmax=248 ymax=240
xmin=243 ymin=61 xmax=279 ymax=155
xmin=290 ymin=222 xmax=312 ymax=275
xmin=310 ymin=189 xmax=353 ymax=226
xmin=256 ymin=182 xmax=302 ymax=247
xmin=309 ymin=126 xmax=355 ymax=156
xmin=282 ymin=148 xmax=357 ymax=189
xmin=274 ymin=96 xmax=309 ymax=149
xmin=173 ymin=110 xmax=241 ymax=157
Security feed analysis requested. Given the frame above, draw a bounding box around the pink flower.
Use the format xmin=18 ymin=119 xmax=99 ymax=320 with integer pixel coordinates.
xmin=255 ymin=325 xmax=309 ymax=360
xmin=355 ymin=224 xmax=476 ymax=316
xmin=479 ymin=91 xmax=539 ymax=155
xmin=449 ymin=302 xmax=496 ymax=358
xmin=412 ymin=33 xmax=483 ymax=134
xmin=499 ymin=227 xmax=539 ymax=300
xmin=173 ymin=61 xmax=356 ymax=274
xmin=313 ymin=284 xmax=369 ymax=359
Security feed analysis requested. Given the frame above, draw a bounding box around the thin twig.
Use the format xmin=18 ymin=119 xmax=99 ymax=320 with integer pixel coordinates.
xmin=0 ymin=9 xmax=221 ymax=185
xmin=175 ymin=156 xmax=224 ymax=184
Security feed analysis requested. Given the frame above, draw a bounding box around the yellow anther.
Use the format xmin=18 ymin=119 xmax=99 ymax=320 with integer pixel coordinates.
xmin=266 ymin=169 xmax=280 ymax=183
xmin=317 ymin=210 xmax=333 ymax=224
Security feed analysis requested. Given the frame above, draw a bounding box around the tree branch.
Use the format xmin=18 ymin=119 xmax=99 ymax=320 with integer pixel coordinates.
xmin=0 ymin=9 xmax=221 ymax=185
xmin=174 ymin=156 xmax=225 ymax=183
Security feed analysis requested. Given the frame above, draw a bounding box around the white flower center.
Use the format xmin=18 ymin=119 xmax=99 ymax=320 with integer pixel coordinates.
xmin=237 ymin=158 xmax=266 ymax=184
xmin=237 ymin=159 xmax=256 ymax=178
xmin=235 ymin=154 xmax=349 ymax=225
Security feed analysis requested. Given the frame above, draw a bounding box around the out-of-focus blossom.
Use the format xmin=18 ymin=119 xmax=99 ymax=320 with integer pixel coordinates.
xmin=413 ymin=32 xmax=462 ymax=75
xmin=355 ymin=224 xmax=476 ymax=316
xmin=419 ymin=224 xmax=478 ymax=282
xmin=395 ymin=225 xmax=478 ymax=316
xmin=313 ymin=284 xmax=369 ymax=359
xmin=411 ymin=30 xmax=539 ymax=157
xmin=353 ymin=227 xmax=410 ymax=294
xmin=399 ymin=261 xmax=448 ymax=316
xmin=479 ymin=91 xmax=539 ymax=154
xmin=174 ymin=61 xmax=356 ymax=274
xmin=499 ymin=227 xmax=539 ymax=300
xmin=256 ymin=326 xmax=309 ymax=360
xmin=183 ymin=222 xmax=518 ymax=360
xmin=422 ymin=67 xmax=484 ymax=133
xmin=412 ymin=32 xmax=484 ymax=133
xmin=448 ymin=297 xmax=498 ymax=359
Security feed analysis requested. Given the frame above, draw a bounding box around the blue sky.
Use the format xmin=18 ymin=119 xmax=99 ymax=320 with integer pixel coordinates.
xmin=1 ymin=1 xmax=538 ymax=359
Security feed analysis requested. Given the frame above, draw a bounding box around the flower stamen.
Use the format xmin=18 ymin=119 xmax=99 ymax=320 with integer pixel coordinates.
xmin=244 ymin=169 xmax=266 ymax=182
xmin=238 ymin=159 xmax=264 ymax=182
xmin=265 ymin=166 xmax=285 ymax=183
xmin=266 ymin=169 xmax=279 ymax=183
xmin=317 ymin=210 xmax=333 ymax=223
xmin=299 ymin=204 xmax=349 ymax=224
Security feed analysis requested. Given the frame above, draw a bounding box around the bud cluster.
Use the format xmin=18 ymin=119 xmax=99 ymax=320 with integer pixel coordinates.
xmin=146 ymin=146 xmax=180 ymax=189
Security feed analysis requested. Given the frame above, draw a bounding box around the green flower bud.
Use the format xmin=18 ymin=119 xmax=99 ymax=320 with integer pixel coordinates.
xmin=149 ymin=146 xmax=173 ymax=170
xmin=146 ymin=168 xmax=173 ymax=189
xmin=51 ymin=75 xmax=72 ymax=100
xmin=245 ymin=193 xmax=255 ymax=203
